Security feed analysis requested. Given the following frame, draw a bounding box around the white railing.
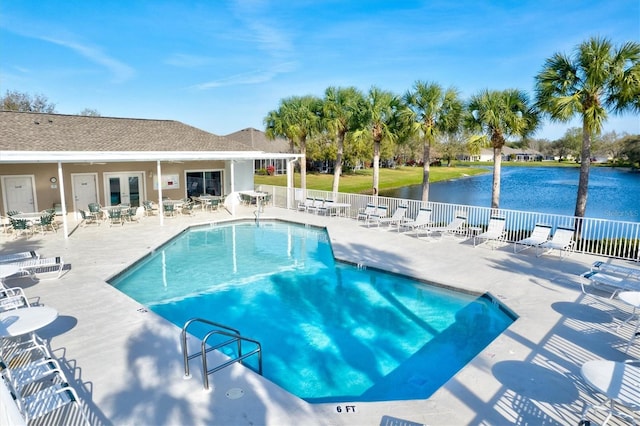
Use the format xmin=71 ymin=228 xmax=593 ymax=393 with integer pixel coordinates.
xmin=256 ymin=184 xmax=640 ymax=262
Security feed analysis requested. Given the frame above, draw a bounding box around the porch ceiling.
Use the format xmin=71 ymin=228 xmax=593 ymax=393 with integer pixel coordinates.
xmin=0 ymin=151 xmax=302 ymax=164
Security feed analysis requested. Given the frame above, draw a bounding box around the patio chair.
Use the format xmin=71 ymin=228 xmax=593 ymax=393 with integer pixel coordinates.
xmin=419 ymin=215 xmax=467 ymax=240
xmin=9 ymin=257 xmax=65 ymax=281
xmin=366 ymin=205 xmax=388 ymax=227
xmin=0 ymin=287 xmax=30 ymax=312
xmin=2 ymin=357 xmax=66 ymax=395
xmin=357 ymin=203 xmax=376 ymax=222
xmin=372 ymin=205 xmax=407 ymax=230
xmin=163 ymin=203 xmax=176 ymax=217
xmin=37 ymin=212 xmax=57 ymax=234
xmin=591 ymin=261 xmax=640 ymax=281
xmin=142 ymin=200 xmax=158 ymax=216
xmin=79 ymin=209 xmax=100 ymax=226
xmin=108 ymin=208 xmax=124 ymax=226
xmin=579 ymin=270 xmax=640 ymax=299
xmin=12 ymin=380 xmax=90 ymax=425
xmin=10 ymin=218 xmax=32 ymax=239
xmin=87 ymin=202 xmax=104 ymax=220
xmin=400 ymin=207 xmax=433 ymax=237
xmin=513 ymin=223 xmax=552 ymax=253
xmin=536 ymin=226 xmax=575 ymax=258
xmin=473 ymin=216 xmax=507 ymax=248
xmin=0 ymin=251 xmax=39 ymax=264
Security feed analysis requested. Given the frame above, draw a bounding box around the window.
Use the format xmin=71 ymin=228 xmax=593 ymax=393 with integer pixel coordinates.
xmin=186 ymin=171 xmax=223 ymax=197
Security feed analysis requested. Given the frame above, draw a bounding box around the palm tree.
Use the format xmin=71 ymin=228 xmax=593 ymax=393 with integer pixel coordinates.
xmin=404 ymin=81 xmax=462 ymax=201
xmin=466 ymin=89 xmax=539 ymax=209
xmin=321 ymin=86 xmax=364 ymax=194
xmin=265 ymin=95 xmax=322 ymax=192
xmin=353 ymin=87 xmax=403 ymax=196
xmin=535 ymin=36 xmax=640 ymax=218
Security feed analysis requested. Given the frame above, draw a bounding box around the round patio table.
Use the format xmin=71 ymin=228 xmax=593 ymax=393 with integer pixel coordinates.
xmin=580 ymin=360 xmax=640 ymax=425
xmin=0 ymin=305 xmax=58 ymax=338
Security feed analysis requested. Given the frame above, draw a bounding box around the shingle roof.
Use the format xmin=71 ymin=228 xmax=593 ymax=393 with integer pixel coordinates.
xmin=0 ymin=111 xmax=255 ymax=152
xmin=224 ymin=127 xmax=292 ymax=153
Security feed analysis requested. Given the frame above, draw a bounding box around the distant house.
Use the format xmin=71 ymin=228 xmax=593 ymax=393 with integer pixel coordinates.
xmin=469 ymin=147 xmax=544 ymax=162
xmin=0 ymin=111 xmax=300 ymax=237
xmin=224 ymin=128 xmax=292 ymax=175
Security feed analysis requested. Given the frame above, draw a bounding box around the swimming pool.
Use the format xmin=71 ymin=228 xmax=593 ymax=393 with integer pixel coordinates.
xmin=110 ymin=221 xmax=515 ymax=402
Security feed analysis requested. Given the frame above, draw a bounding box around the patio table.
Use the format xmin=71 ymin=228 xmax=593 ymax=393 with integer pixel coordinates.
xmin=0 ymin=305 xmax=58 ymax=338
xmin=580 ymin=360 xmax=640 ymax=424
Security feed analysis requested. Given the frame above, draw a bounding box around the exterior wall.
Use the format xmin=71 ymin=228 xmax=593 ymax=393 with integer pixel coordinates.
xmin=231 ymin=160 xmax=255 ymax=192
xmin=0 ymin=160 xmax=230 ymax=215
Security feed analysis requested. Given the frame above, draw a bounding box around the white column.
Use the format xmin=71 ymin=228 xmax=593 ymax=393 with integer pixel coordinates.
xmin=57 ymin=162 xmax=69 ymax=239
xmin=157 ymin=160 xmax=164 ymax=226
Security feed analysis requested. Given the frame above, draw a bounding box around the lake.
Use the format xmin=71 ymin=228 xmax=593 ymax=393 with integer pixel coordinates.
xmin=380 ymin=167 xmax=640 ymax=222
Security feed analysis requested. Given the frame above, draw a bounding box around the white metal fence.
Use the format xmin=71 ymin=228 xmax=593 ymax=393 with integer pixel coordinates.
xmin=256 ymin=184 xmax=640 ymax=262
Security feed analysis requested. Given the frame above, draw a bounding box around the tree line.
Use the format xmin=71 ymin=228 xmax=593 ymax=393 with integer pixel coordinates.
xmin=264 ymin=36 xmax=640 ymax=219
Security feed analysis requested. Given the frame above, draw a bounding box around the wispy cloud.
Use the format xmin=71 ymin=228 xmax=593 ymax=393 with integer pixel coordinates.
xmin=192 ymin=61 xmax=297 ymax=89
xmin=39 ymin=35 xmax=135 ymax=83
xmin=1 ymin=17 xmax=134 ymax=83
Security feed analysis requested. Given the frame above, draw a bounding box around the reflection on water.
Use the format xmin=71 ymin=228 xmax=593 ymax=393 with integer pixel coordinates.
xmin=381 ymin=167 xmax=640 ymax=221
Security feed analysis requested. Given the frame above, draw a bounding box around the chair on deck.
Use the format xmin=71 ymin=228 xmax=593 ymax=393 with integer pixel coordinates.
xmin=513 ymin=223 xmax=551 ymax=253
xmin=401 ymin=207 xmax=433 ymax=237
xmin=142 ymin=200 xmax=158 ymax=216
xmin=536 ymin=226 xmax=575 ymax=258
xmin=108 ymin=208 xmax=124 ymax=226
xmin=7 ymin=257 xmax=66 ymax=281
xmin=10 ymin=219 xmax=32 ymax=239
xmin=591 ymin=261 xmax=640 ymax=281
xmin=473 ymin=216 xmax=507 ymax=248
xmin=0 ymin=251 xmax=39 ymax=264
xmin=366 ymin=205 xmax=388 ymax=227
xmin=357 ymin=203 xmax=376 ymax=222
xmin=163 ymin=203 xmax=176 ymax=218
xmin=372 ymin=205 xmax=407 ymax=230
xmin=87 ymin=203 xmax=104 ymax=221
xmin=419 ymin=215 xmax=467 ymax=240
xmin=37 ymin=212 xmax=57 ymax=234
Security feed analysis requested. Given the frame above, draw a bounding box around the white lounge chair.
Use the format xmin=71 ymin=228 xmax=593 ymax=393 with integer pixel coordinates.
xmin=0 ymin=287 xmax=30 ymax=311
xmin=372 ymin=205 xmax=407 ymax=230
xmin=420 ymin=215 xmax=467 ymax=240
xmin=580 ymin=270 xmax=640 ymax=298
xmin=401 ymin=207 xmax=433 ymax=236
xmin=7 ymin=257 xmax=65 ymax=281
xmin=0 ymin=251 xmax=39 ymax=264
xmin=591 ymin=261 xmax=640 ymax=280
xmin=513 ymin=223 xmax=552 ymax=253
xmin=366 ymin=205 xmax=388 ymax=227
xmin=536 ymin=226 xmax=575 ymax=258
xmin=357 ymin=203 xmax=376 ymax=222
xmin=13 ymin=381 xmax=89 ymax=425
xmin=473 ymin=216 xmax=507 ymax=248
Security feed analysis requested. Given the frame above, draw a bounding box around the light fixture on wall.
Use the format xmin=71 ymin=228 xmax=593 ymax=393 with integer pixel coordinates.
xmin=49 ymin=177 xmax=57 ymax=183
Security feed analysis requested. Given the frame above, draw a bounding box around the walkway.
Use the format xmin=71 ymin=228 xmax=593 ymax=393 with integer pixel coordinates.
xmin=2 ymin=206 xmax=639 ymax=425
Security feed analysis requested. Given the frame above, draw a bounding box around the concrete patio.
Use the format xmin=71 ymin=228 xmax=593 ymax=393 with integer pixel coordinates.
xmin=1 ymin=205 xmax=639 ymax=426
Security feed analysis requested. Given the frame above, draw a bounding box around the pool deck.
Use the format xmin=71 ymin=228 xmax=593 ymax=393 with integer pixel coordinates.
xmin=2 ymin=205 xmax=639 ymax=426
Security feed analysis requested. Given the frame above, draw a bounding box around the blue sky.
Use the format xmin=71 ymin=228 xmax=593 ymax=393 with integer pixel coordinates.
xmin=1 ymin=0 xmax=638 ymax=140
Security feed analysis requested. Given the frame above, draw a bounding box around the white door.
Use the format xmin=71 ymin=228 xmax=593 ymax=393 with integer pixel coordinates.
xmin=72 ymin=174 xmax=99 ymax=212
xmin=1 ymin=175 xmax=37 ymax=213
xmin=104 ymin=172 xmax=144 ymax=207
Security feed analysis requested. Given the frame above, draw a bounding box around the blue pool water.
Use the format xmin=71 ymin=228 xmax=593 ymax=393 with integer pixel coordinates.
xmin=110 ymin=221 xmax=514 ymax=402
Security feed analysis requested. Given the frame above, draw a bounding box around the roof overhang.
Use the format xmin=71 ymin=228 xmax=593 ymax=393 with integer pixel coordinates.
xmin=0 ymin=151 xmax=303 ymax=164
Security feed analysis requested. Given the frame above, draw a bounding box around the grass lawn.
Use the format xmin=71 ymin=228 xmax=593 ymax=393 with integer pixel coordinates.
xmin=254 ymin=165 xmax=489 ymax=194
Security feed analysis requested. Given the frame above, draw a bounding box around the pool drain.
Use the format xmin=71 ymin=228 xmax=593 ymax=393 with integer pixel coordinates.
xmin=225 ymin=388 xmax=244 ymax=399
